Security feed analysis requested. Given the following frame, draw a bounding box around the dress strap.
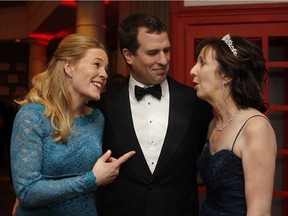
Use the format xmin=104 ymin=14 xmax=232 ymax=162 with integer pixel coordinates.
xmin=231 ymin=115 xmax=270 ymax=152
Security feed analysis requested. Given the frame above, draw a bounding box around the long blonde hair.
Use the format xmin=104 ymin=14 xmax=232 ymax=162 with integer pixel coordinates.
xmin=17 ymin=34 xmax=106 ymax=143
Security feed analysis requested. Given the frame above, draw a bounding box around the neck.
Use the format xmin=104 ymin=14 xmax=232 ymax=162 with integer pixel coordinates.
xmin=215 ymin=108 xmax=240 ymax=131
xmin=72 ymin=100 xmax=90 ymax=117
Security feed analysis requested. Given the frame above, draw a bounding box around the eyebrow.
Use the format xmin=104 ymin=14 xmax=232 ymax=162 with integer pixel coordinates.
xmin=146 ymin=46 xmax=171 ymax=53
xmin=198 ymin=55 xmax=205 ymax=60
xmin=92 ymin=57 xmax=103 ymax=61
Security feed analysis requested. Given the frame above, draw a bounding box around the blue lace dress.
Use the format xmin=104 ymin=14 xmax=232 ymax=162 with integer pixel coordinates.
xmin=10 ymin=103 xmax=104 ymax=216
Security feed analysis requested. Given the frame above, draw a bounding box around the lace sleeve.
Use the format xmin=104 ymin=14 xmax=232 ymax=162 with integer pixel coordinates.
xmin=10 ymin=103 xmax=98 ymax=208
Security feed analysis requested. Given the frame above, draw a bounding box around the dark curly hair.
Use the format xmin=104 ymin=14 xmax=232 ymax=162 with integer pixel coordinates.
xmin=195 ymin=36 xmax=269 ymax=112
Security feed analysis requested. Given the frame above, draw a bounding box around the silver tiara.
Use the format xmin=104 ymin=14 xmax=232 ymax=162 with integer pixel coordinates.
xmin=221 ymin=33 xmax=238 ymax=57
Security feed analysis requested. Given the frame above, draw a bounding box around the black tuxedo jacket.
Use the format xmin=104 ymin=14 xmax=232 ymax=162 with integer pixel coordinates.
xmin=97 ymin=76 xmax=212 ymax=216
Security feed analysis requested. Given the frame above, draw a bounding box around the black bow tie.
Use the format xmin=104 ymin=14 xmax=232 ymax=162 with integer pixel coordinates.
xmin=135 ymin=84 xmax=162 ymax=101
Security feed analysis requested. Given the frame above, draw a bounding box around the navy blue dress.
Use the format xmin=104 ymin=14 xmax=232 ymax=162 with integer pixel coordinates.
xmin=197 ymin=143 xmax=246 ymax=215
xmin=198 ymin=115 xmax=270 ymax=215
xmin=197 ymin=115 xmax=268 ymax=215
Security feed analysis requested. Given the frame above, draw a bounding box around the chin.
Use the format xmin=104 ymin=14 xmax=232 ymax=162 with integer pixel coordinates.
xmin=90 ymin=94 xmax=101 ymax=101
xmin=196 ymin=91 xmax=204 ymax=100
xmin=155 ymin=76 xmax=166 ymax=84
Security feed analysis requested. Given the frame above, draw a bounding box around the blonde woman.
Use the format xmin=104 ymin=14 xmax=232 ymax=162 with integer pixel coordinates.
xmin=10 ymin=34 xmax=135 ymax=216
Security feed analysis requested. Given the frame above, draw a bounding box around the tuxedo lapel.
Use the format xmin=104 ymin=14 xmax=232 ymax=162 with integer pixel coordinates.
xmin=152 ymin=77 xmax=195 ymax=179
xmin=104 ymin=79 xmax=152 ymax=179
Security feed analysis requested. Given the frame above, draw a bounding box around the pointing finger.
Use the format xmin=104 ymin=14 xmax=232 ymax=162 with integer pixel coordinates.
xmin=115 ymin=151 xmax=136 ymax=166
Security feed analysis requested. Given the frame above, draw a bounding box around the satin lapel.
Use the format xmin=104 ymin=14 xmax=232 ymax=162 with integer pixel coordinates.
xmin=104 ymin=79 xmax=152 ymax=179
xmin=152 ymin=77 xmax=194 ymax=179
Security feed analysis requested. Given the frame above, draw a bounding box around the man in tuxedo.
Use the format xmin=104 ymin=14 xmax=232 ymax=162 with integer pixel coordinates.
xmin=98 ymin=13 xmax=212 ymax=216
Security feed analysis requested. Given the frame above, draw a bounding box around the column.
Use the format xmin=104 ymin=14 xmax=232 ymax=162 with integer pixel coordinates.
xmin=28 ymin=39 xmax=48 ymax=89
xmin=76 ymin=1 xmax=106 ymax=43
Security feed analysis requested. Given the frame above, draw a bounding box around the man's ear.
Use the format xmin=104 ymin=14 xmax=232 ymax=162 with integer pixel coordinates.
xmin=64 ymin=62 xmax=73 ymax=77
xmin=122 ymin=48 xmax=133 ymax=65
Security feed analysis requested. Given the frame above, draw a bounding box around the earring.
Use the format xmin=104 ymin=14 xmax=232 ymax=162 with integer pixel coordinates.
xmin=222 ymin=81 xmax=226 ymax=94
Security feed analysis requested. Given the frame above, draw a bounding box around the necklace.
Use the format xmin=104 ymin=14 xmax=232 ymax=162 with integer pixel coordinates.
xmin=215 ymin=109 xmax=240 ymax=131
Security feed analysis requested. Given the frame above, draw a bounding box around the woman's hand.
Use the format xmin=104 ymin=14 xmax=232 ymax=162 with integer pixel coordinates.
xmin=12 ymin=198 xmax=19 ymax=215
xmin=92 ymin=150 xmax=135 ymax=186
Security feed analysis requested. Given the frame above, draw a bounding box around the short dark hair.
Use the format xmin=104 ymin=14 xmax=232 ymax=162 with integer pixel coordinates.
xmin=195 ymin=36 xmax=268 ymax=112
xmin=118 ymin=13 xmax=167 ymax=55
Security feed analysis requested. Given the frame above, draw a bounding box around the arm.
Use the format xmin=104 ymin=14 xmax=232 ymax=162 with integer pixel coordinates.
xmin=241 ymin=117 xmax=277 ymax=216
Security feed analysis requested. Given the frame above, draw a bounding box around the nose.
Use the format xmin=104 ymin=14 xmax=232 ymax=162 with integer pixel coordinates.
xmin=157 ymin=51 xmax=170 ymax=65
xmin=190 ymin=64 xmax=197 ymax=77
xmin=100 ymin=68 xmax=108 ymax=80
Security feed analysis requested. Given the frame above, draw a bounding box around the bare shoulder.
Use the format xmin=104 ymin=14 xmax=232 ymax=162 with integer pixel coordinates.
xmin=242 ymin=114 xmax=274 ymax=137
xmin=240 ymin=113 xmax=277 ymax=155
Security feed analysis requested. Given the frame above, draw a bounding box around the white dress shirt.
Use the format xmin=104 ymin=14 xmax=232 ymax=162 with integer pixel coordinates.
xmin=129 ymin=76 xmax=169 ymax=173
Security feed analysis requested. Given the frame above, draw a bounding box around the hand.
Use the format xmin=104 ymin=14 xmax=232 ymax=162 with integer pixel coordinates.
xmin=92 ymin=150 xmax=135 ymax=186
xmin=12 ymin=198 xmax=19 ymax=215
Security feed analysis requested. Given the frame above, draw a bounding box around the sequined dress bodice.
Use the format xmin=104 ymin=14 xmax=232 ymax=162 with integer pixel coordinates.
xmin=197 ymin=144 xmax=246 ymax=215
